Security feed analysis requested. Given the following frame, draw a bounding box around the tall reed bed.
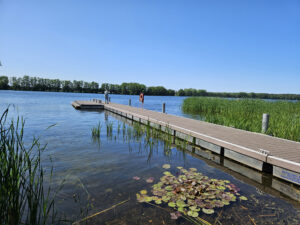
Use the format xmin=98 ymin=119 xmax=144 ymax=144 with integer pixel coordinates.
xmin=182 ymin=97 xmax=300 ymax=141
xmin=0 ymin=108 xmax=59 ymax=225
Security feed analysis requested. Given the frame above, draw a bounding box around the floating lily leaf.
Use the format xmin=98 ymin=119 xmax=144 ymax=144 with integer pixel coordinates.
xmin=178 ymin=207 xmax=185 ymax=213
xmin=152 ymin=196 xmax=158 ymax=201
xmin=187 ymin=210 xmax=199 ymax=217
xmin=168 ymin=202 xmax=176 ymax=208
xmin=189 ymin=206 xmax=200 ymax=212
xmin=177 ymin=166 xmax=183 ymax=170
xmin=202 ymin=208 xmax=214 ymax=214
xmin=144 ymin=196 xmax=153 ymax=202
xmin=162 ymin=164 xmax=171 ymax=169
xmin=162 ymin=195 xmax=171 ymax=202
xmin=165 ymin=185 xmax=173 ymax=191
xmin=239 ymin=196 xmax=248 ymax=201
xmin=133 ymin=176 xmax=140 ymax=180
xmin=136 ymin=193 xmax=145 ymax=203
xmin=140 ymin=190 xmax=147 ymax=195
xmin=155 ymin=199 xmax=162 ymax=204
xmin=163 ymin=171 xmax=172 ymax=176
xmin=176 ymin=200 xmax=187 ymax=208
xmin=146 ymin=177 xmax=155 ymax=183
xmin=190 ymin=168 xmax=197 ymax=172
xmin=222 ymin=200 xmax=230 ymax=205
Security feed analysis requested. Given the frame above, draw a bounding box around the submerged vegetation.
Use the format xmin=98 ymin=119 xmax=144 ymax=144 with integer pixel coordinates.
xmin=182 ymin=97 xmax=300 ymax=141
xmin=0 ymin=108 xmax=59 ymax=225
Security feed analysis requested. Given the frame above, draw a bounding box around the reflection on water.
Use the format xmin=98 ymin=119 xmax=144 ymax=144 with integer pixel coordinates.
xmin=1 ymin=91 xmax=299 ymax=225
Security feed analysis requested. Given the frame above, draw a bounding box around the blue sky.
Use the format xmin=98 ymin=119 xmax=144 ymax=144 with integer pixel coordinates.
xmin=0 ymin=0 xmax=299 ymax=93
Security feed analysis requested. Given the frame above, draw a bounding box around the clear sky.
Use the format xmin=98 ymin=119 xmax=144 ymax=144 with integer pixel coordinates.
xmin=0 ymin=0 xmax=299 ymax=93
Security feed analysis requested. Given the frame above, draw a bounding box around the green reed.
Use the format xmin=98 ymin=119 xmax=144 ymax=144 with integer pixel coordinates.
xmin=182 ymin=97 xmax=300 ymax=142
xmin=106 ymin=121 xmax=113 ymax=138
xmin=0 ymin=108 xmax=59 ymax=225
xmin=91 ymin=122 xmax=102 ymax=138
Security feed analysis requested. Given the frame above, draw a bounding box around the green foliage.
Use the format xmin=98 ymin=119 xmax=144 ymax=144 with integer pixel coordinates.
xmin=7 ymin=75 xmax=99 ymax=93
xmin=176 ymin=88 xmax=300 ymax=100
xmin=137 ymin=166 xmax=243 ymax=220
xmin=0 ymin=108 xmax=59 ymax=225
xmin=0 ymin=76 xmax=9 ymax=90
xmin=91 ymin=122 xmax=102 ymax=138
xmin=182 ymin=97 xmax=300 ymax=141
xmin=4 ymin=75 xmax=300 ymax=99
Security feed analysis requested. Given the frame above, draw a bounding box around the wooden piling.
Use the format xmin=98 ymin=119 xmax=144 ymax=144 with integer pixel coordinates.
xmin=262 ymin=113 xmax=269 ymax=133
xmin=162 ymin=102 xmax=166 ymax=113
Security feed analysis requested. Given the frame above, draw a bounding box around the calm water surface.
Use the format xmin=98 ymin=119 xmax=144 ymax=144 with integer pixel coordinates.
xmin=0 ymin=90 xmax=299 ymax=225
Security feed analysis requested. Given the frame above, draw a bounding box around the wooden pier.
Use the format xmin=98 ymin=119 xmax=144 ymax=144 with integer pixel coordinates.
xmin=72 ymin=100 xmax=300 ymax=186
xmin=72 ymin=100 xmax=104 ymax=110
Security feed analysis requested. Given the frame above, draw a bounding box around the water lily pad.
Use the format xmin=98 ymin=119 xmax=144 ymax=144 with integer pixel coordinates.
xmin=222 ymin=200 xmax=230 ymax=205
xmin=140 ymin=190 xmax=147 ymax=195
xmin=202 ymin=208 xmax=214 ymax=214
xmin=144 ymin=196 xmax=153 ymax=202
xmin=176 ymin=200 xmax=187 ymax=208
xmin=239 ymin=196 xmax=248 ymax=201
xmin=187 ymin=210 xmax=199 ymax=217
xmin=162 ymin=195 xmax=171 ymax=202
xmin=162 ymin=164 xmax=171 ymax=169
xmin=165 ymin=185 xmax=173 ymax=191
xmin=190 ymin=168 xmax=197 ymax=172
xmin=168 ymin=202 xmax=176 ymax=208
xmin=163 ymin=171 xmax=172 ymax=176
xmin=155 ymin=199 xmax=162 ymax=204
xmin=189 ymin=206 xmax=200 ymax=212
xmin=136 ymin=193 xmax=144 ymax=202
xmin=177 ymin=166 xmax=183 ymax=170
xmin=178 ymin=207 xmax=185 ymax=213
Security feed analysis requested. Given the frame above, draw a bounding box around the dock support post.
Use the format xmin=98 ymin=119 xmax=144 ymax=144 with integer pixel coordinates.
xmin=162 ymin=103 xmax=166 ymax=113
xmin=129 ymin=99 xmax=131 ymax=106
xmin=262 ymin=113 xmax=269 ymax=133
xmin=109 ymin=97 xmax=111 ymax=103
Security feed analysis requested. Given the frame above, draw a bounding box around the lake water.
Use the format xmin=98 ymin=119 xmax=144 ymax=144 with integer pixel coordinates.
xmin=0 ymin=90 xmax=299 ymax=225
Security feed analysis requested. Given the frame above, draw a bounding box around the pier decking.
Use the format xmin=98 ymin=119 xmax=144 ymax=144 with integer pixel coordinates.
xmin=72 ymin=100 xmax=104 ymax=109
xmin=72 ymin=100 xmax=300 ymax=185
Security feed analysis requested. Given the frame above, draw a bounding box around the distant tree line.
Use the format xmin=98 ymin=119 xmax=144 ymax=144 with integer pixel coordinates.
xmin=176 ymin=88 xmax=300 ymax=100
xmin=0 ymin=75 xmax=299 ymax=100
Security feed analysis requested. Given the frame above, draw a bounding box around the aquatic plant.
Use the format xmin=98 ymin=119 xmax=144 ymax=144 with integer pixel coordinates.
xmin=91 ymin=122 xmax=102 ymax=138
xmin=182 ymin=97 xmax=300 ymax=141
xmin=106 ymin=121 xmax=113 ymax=137
xmin=136 ymin=165 xmax=246 ymax=221
xmin=0 ymin=108 xmax=60 ymax=225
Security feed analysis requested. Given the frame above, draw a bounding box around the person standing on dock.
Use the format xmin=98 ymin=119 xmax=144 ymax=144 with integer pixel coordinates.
xmin=139 ymin=92 xmax=144 ymax=108
xmin=104 ymin=90 xmax=109 ymax=104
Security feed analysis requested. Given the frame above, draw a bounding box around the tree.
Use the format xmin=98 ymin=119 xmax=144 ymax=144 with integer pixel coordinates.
xmin=0 ymin=76 xmax=9 ymax=90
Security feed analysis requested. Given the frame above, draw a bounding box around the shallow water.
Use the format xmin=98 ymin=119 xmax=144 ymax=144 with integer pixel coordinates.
xmin=1 ymin=90 xmax=299 ymax=225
